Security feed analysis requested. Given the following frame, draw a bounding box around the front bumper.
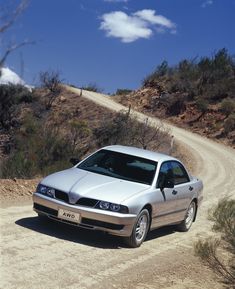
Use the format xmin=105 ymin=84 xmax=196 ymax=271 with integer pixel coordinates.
xmin=33 ymin=193 xmax=136 ymax=237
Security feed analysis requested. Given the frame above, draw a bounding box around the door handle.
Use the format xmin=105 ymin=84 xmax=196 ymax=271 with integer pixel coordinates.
xmin=172 ymin=190 xmax=178 ymax=195
xmin=189 ymin=186 xmax=194 ymax=191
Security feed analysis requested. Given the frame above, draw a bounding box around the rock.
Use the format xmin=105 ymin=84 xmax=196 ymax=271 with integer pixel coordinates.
xmin=60 ymin=96 xmax=66 ymax=102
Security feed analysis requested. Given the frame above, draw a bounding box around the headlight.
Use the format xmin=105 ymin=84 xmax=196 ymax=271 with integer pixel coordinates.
xmin=98 ymin=201 xmax=128 ymax=214
xmin=37 ymin=184 xmax=48 ymax=194
xmin=36 ymin=184 xmax=55 ymax=198
xmin=99 ymin=201 xmax=110 ymax=210
xmin=110 ymin=203 xmax=120 ymax=212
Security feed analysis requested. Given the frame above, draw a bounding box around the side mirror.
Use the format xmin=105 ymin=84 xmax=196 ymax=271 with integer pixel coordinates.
xmin=160 ymin=179 xmax=174 ymax=191
xmin=164 ymin=179 xmax=174 ymax=189
xmin=70 ymin=158 xmax=80 ymax=166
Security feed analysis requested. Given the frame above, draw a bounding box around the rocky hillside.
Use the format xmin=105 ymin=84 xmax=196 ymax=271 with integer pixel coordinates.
xmin=116 ymin=49 xmax=235 ymax=148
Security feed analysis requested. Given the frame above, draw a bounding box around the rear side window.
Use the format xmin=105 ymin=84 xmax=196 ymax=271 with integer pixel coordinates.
xmin=157 ymin=161 xmax=189 ymax=187
xmin=171 ymin=161 xmax=189 ymax=185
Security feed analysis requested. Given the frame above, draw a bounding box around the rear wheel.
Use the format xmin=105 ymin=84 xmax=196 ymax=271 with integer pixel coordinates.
xmin=124 ymin=209 xmax=150 ymax=248
xmin=178 ymin=201 xmax=196 ymax=232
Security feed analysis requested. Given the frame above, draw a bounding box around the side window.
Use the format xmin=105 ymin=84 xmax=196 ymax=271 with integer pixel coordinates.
xmin=171 ymin=161 xmax=189 ymax=185
xmin=157 ymin=162 xmax=174 ymax=188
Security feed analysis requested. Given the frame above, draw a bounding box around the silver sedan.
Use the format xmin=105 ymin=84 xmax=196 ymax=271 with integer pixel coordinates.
xmin=33 ymin=145 xmax=203 ymax=247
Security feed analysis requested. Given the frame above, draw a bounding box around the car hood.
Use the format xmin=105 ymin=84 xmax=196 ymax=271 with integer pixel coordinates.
xmin=41 ymin=168 xmax=149 ymax=204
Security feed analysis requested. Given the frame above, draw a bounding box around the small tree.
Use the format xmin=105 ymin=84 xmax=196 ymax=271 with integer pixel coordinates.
xmin=133 ymin=118 xmax=170 ymax=150
xmin=0 ymin=0 xmax=33 ymax=68
xmin=68 ymin=120 xmax=91 ymax=152
xmin=194 ymin=198 xmax=235 ymax=287
xmin=224 ymin=113 xmax=235 ymax=135
xmin=221 ymin=98 xmax=235 ymax=118
xmin=40 ymin=70 xmax=62 ymax=109
xmin=193 ymin=98 xmax=209 ymax=122
xmin=94 ymin=109 xmax=170 ymax=151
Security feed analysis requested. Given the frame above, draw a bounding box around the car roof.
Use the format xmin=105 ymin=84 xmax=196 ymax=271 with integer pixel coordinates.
xmin=103 ymin=145 xmax=178 ymax=163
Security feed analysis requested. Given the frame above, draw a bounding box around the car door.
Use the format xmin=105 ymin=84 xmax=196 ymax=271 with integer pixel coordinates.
xmin=151 ymin=161 xmax=180 ymax=228
xmin=171 ymin=161 xmax=194 ymax=220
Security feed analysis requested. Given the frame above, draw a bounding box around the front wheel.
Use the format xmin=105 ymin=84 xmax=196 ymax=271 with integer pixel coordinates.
xmin=178 ymin=201 xmax=196 ymax=232
xmin=124 ymin=209 xmax=150 ymax=248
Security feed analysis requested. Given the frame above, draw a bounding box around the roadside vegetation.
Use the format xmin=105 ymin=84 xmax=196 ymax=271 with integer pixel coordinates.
xmin=119 ymin=48 xmax=235 ymax=146
xmin=0 ymin=74 xmax=172 ymax=178
xmin=81 ymin=82 xmax=103 ymax=93
xmin=194 ymin=198 xmax=235 ymax=287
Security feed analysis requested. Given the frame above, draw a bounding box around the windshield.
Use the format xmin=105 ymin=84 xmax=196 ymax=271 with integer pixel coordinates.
xmin=77 ymin=149 xmax=157 ymax=185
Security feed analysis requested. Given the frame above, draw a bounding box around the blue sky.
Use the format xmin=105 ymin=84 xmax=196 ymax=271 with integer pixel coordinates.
xmin=2 ymin=0 xmax=235 ymax=93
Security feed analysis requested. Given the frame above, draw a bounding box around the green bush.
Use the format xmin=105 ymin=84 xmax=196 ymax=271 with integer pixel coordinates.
xmin=224 ymin=113 xmax=235 ymax=135
xmin=166 ymin=95 xmax=186 ymax=116
xmin=81 ymin=82 xmax=103 ymax=93
xmin=195 ymin=198 xmax=235 ymax=287
xmin=0 ymin=113 xmax=82 ymax=178
xmin=195 ymin=98 xmax=209 ymax=113
xmin=0 ymin=84 xmax=33 ymax=129
xmin=143 ymin=48 xmax=235 ymax=103
xmin=115 ymin=89 xmax=132 ymax=96
xmin=221 ymin=98 xmax=235 ymax=117
xmin=93 ymin=109 xmax=170 ymax=151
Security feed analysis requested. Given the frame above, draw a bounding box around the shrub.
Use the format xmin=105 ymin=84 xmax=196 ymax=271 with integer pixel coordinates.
xmin=166 ymin=95 xmax=186 ymax=116
xmin=0 ymin=84 xmax=34 ymax=129
xmin=143 ymin=60 xmax=169 ymax=87
xmin=195 ymin=98 xmax=209 ymax=114
xmin=93 ymin=109 xmax=170 ymax=152
xmin=115 ymin=89 xmax=132 ymax=96
xmin=67 ymin=120 xmax=91 ymax=153
xmin=221 ymin=98 xmax=235 ymax=117
xmin=194 ymin=198 xmax=235 ymax=287
xmin=224 ymin=113 xmax=235 ymax=135
xmin=0 ymin=113 xmax=83 ymax=178
xmin=81 ymin=82 xmax=103 ymax=93
xmin=40 ymin=70 xmax=62 ymax=109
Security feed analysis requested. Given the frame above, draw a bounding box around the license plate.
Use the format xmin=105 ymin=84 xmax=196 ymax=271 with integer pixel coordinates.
xmin=58 ymin=208 xmax=81 ymax=223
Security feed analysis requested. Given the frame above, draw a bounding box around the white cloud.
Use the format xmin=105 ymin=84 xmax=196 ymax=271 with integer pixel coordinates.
xmin=201 ymin=0 xmax=213 ymax=8
xmin=0 ymin=67 xmax=33 ymax=90
xmin=0 ymin=67 xmax=25 ymax=85
xmin=100 ymin=9 xmax=176 ymax=43
xmin=100 ymin=11 xmax=151 ymax=43
xmin=134 ymin=9 xmax=175 ymax=29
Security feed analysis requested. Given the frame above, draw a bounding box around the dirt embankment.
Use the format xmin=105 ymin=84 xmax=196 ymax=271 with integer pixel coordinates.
xmin=0 ymin=178 xmax=40 ymax=207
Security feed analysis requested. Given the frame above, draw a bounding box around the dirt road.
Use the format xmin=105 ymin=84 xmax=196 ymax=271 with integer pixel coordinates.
xmin=1 ymin=87 xmax=234 ymax=289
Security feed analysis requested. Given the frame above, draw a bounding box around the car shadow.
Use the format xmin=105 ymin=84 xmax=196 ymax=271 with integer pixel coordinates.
xmin=15 ymin=216 xmax=124 ymax=249
xmin=145 ymin=225 xmax=177 ymax=242
xmin=15 ymin=216 xmax=177 ymax=249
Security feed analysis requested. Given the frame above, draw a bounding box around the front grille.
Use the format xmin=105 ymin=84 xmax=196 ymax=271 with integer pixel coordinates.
xmin=55 ymin=190 xmax=69 ymax=203
xmin=34 ymin=203 xmax=57 ymax=216
xmin=81 ymin=218 xmax=124 ymax=230
xmin=76 ymin=198 xmax=98 ymax=207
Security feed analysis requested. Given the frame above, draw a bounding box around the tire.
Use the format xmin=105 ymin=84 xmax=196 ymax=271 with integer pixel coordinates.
xmin=178 ymin=201 xmax=196 ymax=232
xmin=124 ymin=209 xmax=150 ymax=248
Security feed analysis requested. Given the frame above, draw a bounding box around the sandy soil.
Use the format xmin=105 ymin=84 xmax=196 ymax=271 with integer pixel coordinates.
xmin=1 ymin=87 xmax=234 ymax=289
xmin=0 ymin=178 xmax=40 ymax=207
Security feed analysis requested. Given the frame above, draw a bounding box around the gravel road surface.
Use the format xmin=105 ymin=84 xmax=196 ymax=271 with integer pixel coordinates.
xmin=1 ymin=87 xmax=234 ymax=289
